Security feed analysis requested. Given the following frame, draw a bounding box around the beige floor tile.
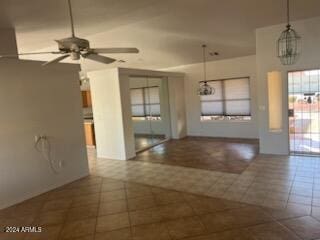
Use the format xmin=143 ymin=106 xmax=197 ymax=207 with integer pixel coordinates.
xmin=94 ymin=228 xmax=131 ymax=240
xmin=33 ymin=210 xmax=67 ymax=226
xmin=151 ymin=187 xmax=178 ymax=195
xmin=132 ymin=222 xmax=171 ymax=240
xmin=242 ymin=195 xmax=266 ymax=205
xmin=153 ymin=191 xmax=185 ymax=205
xmin=125 ymin=185 xmax=153 ymax=199
xmin=42 ymin=199 xmax=73 ymax=212
xmin=288 ymin=195 xmax=312 ymax=205
xmin=187 ymin=196 xmax=245 ymax=215
xmin=200 ymin=207 xmax=273 ymax=233
xmin=222 ymin=191 xmax=245 ymax=202
xmin=165 ymin=216 xmax=206 ymax=240
xmin=246 ymin=222 xmax=301 ymax=240
xmin=71 ymin=193 xmax=100 ymax=207
xmin=0 ymin=215 xmax=35 ymax=230
xmin=186 ymin=229 xmax=248 ymax=240
xmin=66 ymin=235 xmax=94 ymax=240
xmin=99 ymin=200 xmax=127 ymax=216
xmin=47 ymin=188 xmax=81 ymax=200
xmin=100 ymin=189 xmax=126 ymax=202
xmin=129 ymin=207 xmax=163 ymax=226
xmin=75 ymin=185 xmax=101 ymax=196
xmin=291 ymin=187 xmax=313 ymax=197
xmin=261 ymin=199 xmax=287 ymax=210
xmin=12 ymin=201 xmax=44 ymax=217
xmin=66 ymin=204 xmax=98 ymax=222
xmin=101 ymin=181 xmax=125 ymax=192
xmin=281 ymin=216 xmax=320 ymax=240
xmin=0 ymin=205 xmax=17 ymax=218
xmin=24 ymin=225 xmax=62 ymax=240
xmin=264 ymin=203 xmax=311 ymax=220
xmin=67 ymin=177 xmax=102 ymax=188
xmin=265 ymin=191 xmax=289 ymax=202
xmin=127 ymin=196 xmax=157 ymax=211
xmin=0 ymin=232 xmax=26 ymax=240
xmin=96 ymin=212 xmax=130 ymax=232
xmin=197 ymin=221 xmax=301 ymax=240
xmin=159 ymin=203 xmax=195 ymax=220
xmin=59 ymin=218 xmax=96 ymax=239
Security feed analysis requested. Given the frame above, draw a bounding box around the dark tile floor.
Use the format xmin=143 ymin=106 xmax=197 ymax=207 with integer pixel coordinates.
xmin=132 ymin=137 xmax=259 ymax=174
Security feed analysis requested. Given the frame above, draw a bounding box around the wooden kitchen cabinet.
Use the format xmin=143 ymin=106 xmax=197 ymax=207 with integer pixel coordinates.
xmin=84 ymin=122 xmax=95 ymax=146
xmin=82 ymin=90 xmax=92 ymax=108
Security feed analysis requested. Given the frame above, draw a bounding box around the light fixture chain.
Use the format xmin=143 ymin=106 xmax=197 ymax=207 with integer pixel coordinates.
xmin=203 ymin=45 xmax=207 ymax=82
xmin=198 ymin=44 xmax=214 ymax=95
xmin=287 ymin=0 xmax=290 ymax=26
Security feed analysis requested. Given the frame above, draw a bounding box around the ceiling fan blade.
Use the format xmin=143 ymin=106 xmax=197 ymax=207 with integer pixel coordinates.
xmin=91 ymin=48 xmax=139 ymax=54
xmin=82 ymin=53 xmax=116 ymax=64
xmin=0 ymin=51 xmax=62 ymax=58
xmin=42 ymin=54 xmax=70 ymax=66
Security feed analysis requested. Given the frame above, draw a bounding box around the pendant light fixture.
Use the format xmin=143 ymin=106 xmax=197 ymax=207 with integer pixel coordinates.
xmin=277 ymin=0 xmax=301 ymax=65
xmin=198 ymin=45 xmax=215 ymax=96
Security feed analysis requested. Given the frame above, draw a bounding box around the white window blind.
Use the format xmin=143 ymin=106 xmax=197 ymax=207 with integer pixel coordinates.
xmin=224 ymin=78 xmax=251 ymax=116
xmin=130 ymin=89 xmax=144 ymax=117
xmin=200 ymin=77 xmax=251 ymax=119
xmin=201 ymin=81 xmax=223 ymax=115
xmin=130 ymin=86 xmax=161 ymax=117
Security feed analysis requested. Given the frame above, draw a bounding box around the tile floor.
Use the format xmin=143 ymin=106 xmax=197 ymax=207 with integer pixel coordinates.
xmin=134 ymin=134 xmax=166 ymax=151
xmin=93 ymin=151 xmax=320 ymax=210
xmin=131 ymin=137 xmax=259 ymax=174
xmin=1 ymin=146 xmax=320 ymax=239
xmin=1 ymin=175 xmax=320 ymax=240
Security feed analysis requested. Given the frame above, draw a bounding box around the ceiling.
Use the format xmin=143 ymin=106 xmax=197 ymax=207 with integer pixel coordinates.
xmin=1 ymin=0 xmax=320 ymax=70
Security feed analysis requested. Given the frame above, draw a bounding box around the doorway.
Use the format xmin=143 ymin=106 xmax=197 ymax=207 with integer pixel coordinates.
xmin=288 ymin=69 xmax=320 ymax=155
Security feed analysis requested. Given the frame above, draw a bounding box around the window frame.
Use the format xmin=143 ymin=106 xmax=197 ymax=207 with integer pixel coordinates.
xmin=130 ymin=86 xmax=161 ymax=119
xmin=199 ymin=77 xmax=252 ymax=121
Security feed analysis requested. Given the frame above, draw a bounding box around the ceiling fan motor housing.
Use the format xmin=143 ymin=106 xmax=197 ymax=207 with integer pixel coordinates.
xmin=56 ymin=37 xmax=90 ymax=53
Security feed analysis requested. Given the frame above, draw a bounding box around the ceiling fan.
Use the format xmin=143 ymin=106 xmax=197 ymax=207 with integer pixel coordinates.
xmin=0 ymin=0 xmax=139 ymax=66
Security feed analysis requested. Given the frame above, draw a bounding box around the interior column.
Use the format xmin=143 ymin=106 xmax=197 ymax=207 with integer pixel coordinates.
xmin=88 ymin=68 xmax=136 ymax=160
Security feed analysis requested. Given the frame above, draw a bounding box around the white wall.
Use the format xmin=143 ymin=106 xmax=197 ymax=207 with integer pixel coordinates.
xmin=0 ymin=59 xmax=88 ymax=209
xmin=166 ymin=55 xmax=258 ymax=139
xmin=256 ymin=16 xmax=320 ymax=154
xmin=88 ymin=69 xmax=136 ymax=160
xmin=168 ymin=76 xmax=188 ymax=139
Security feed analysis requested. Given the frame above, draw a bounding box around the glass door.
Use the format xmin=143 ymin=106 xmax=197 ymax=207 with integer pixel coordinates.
xmin=288 ymin=69 xmax=320 ymax=154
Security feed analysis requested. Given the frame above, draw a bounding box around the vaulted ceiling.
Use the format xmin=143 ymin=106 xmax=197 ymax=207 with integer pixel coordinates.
xmin=1 ymin=0 xmax=320 ymax=70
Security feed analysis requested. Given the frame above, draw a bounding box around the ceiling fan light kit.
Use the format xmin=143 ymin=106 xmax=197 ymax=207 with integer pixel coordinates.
xmin=0 ymin=0 xmax=139 ymax=66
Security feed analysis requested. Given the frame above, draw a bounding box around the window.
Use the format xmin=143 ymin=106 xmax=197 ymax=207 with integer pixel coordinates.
xmin=130 ymin=86 xmax=161 ymax=120
xmin=200 ymin=77 xmax=251 ymax=121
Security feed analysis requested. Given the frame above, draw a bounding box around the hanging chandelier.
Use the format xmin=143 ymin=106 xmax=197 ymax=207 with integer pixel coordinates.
xmin=277 ymin=0 xmax=301 ymax=65
xmin=198 ymin=45 xmax=215 ymax=96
